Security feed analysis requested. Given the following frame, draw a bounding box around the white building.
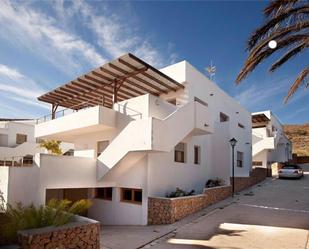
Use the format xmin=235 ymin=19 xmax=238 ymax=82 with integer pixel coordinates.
xmin=0 ymin=119 xmax=44 ymax=166
xmin=252 ymin=110 xmax=292 ymax=170
xmin=1 ymin=54 xmax=252 ymax=225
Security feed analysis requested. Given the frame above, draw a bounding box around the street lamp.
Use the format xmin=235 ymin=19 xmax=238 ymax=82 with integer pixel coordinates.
xmin=229 ymin=138 xmax=237 ymax=197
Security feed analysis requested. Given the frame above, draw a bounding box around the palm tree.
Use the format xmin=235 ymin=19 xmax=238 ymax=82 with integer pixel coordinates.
xmin=236 ymin=0 xmax=309 ymax=103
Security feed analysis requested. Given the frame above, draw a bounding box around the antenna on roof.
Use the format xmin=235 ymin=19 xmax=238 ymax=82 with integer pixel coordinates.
xmin=205 ymin=61 xmax=216 ymax=80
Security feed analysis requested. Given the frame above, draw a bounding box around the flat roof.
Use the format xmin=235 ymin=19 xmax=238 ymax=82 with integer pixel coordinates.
xmin=38 ymin=53 xmax=184 ymax=110
xmin=252 ymin=113 xmax=270 ymax=123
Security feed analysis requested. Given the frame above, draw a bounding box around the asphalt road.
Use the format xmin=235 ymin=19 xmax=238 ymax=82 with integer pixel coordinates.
xmin=149 ymin=164 xmax=309 ymax=249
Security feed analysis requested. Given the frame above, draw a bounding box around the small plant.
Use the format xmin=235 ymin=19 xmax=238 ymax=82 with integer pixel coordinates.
xmin=166 ymin=188 xmax=195 ymax=198
xmin=1 ymin=199 xmax=92 ymax=242
xmin=39 ymin=140 xmax=62 ymax=155
xmin=205 ymin=178 xmax=225 ymax=188
xmin=0 ymin=190 xmax=5 ymax=212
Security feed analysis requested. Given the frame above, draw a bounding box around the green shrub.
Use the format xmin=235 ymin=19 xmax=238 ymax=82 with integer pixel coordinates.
xmin=205 ymin=178 xmax=225 ymax=188
xmin=1 ymin=199 xmax=92 ymax=242
xmin=0 ymin=190 xmax=5 ymax=213
xmin=39 ymin=140 xmax=62 ymax=155
xmin=166 ymin=188 xmax=195 ymax=198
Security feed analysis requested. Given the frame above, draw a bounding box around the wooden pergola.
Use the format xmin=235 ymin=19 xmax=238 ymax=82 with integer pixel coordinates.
xmin=252 ymin=114 xmax=270 ymax=124
xmin=38 ymin=53 xmax=184 ymax=119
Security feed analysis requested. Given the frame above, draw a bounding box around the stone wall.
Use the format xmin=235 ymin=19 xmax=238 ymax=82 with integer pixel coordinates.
xmin=18 ymin=215 xmax=100 ymax=249
xmin=233 ymin=167 xmax=267 ymax=192
xmin=148 ymin=168 xmax=267 ymax=225
xmin=148 ymin=186 xmax=231 ymax=225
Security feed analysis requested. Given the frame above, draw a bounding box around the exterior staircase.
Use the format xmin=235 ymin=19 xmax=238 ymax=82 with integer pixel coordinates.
xmin=97 ymin=100 xmax=212 ymax=179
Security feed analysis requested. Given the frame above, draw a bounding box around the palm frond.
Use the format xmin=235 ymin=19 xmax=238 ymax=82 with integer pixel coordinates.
xmin=264 ymin=0 xmax=300 ymax=17
xmin=285 ymin=67 xmax=309 ymax=103
xmin=249 ymin=21 xmax=309 ymax=58
xmin=236 ymin=34 xmax=308 ymax=83
xmin=248 ymin=5 xmax=309 ymax=50
xmin=270 ymin=38 xmax=309 ymax=72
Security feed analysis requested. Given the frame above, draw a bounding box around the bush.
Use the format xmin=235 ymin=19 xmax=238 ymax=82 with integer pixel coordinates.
xmin=0 ymin=190 xmax=5 ymax=213
xmin=166 ymin=188 xmax=195 ymax=198
xmin=1 ymin=199 xmax=92 ymax=243
xmin=205 ymin=178 xmax=225 ymax=188
xmin=39 ymin=140 xmax=62 ymax=155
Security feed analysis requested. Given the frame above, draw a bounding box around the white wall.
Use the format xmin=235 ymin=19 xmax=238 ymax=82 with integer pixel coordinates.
xmin=0 ymin=121 xmax=36 ymax=148
xmin=0 ymin=165 xmax=39 ymax=206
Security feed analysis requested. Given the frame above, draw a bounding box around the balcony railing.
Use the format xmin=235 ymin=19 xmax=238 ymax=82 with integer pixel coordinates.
xmin=36 ymin=108 xmax=79 ymax=124
xmin=0 ymin=156 xmax=34 ymax=167
xmin=36 ymin=102 xmax=143 ymax=124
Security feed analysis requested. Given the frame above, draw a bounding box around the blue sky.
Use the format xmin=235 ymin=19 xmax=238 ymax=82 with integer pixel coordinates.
xmin=0 ymin=0 xmax=308 ymax=124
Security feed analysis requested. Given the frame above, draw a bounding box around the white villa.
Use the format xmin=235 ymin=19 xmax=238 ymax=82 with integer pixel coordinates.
xmin=0 ymin=119 xmax=44 ymax=166
xmin=252 ymin=110 xmax=292 ymax=170
xmin=1 ymin=54 xmax=252 ymax=225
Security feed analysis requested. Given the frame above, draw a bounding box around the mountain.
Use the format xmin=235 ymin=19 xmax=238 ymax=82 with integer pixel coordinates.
xmin=284 ymin=124 xmax=309 ymax=156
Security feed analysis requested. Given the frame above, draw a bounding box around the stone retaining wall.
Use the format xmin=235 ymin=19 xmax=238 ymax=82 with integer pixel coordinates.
xmin=233 ymin=167 xmax=267 ymax=192
xmin=148 ymin=168 xmax=267 ymax=225
xmin=18 ymin=215 xmax=100 ymax=249
xmin=148 ymin=186 xmax=231 ymax=225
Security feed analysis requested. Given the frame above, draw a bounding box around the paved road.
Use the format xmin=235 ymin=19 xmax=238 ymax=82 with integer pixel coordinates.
xmin=148 ymin=164 xmax=309 ymax=249
xmin=101 ymin=164 xmax=309 ymax=249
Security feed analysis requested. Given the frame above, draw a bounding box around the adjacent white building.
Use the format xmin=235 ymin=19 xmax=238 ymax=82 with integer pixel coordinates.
xmin=0 ymin=119 xmax=44 ymax=166
xmin=252 ymin=110 xmax=292 ymax=170
xmin=1 ymin=54 xmax=252 ymax=225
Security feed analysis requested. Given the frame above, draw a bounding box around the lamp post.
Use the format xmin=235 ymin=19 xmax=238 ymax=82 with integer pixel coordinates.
xmin=229 ymin=138 xmax=237 ymax=197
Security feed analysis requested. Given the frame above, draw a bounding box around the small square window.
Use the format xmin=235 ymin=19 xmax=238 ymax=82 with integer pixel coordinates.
xmin=122 ymin=189 xmax=132 ymax=201
xmin=133 ymin=190 xmax=142 ymax=202
xmin=16 ymin=134 xmax=27 ymax=144
xmin=95 ymin=187 xmax=113 ymax=200
xmin=121 ymin=188 xmax=142 ymax=205
xmin=220 ymin=112 xmax=229 ymax=122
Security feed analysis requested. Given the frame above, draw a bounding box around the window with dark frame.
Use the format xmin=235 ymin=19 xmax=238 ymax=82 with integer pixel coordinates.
xmin=174 ymin=142 xmax=186 ymax=163
xmin=16 ymin=133 xmax=27 ymax=144
xmin=194 ymin=146 xmax=201 ymax=165
xmin=120 ymin=188 xmax=142 ymax=204
xmin=237 ymin=151 xmax=244 ymax=167
xmin=220 ymin=112 xmax=229 ymax=122
xmin=95 ymin=187 xmax=113 ymax=200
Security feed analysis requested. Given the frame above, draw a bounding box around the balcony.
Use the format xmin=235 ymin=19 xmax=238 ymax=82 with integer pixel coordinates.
xmin=35 ymin=105 xmax=117 ymax=142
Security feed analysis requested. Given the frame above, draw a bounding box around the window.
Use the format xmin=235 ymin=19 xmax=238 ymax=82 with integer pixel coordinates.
xmin=238 ymin=123 xmax=245 ymax=129
xmin=97 ymin=140 xmax=109 ymax=157
xmin=220 ymin=112 xmax=229 ymax=122
xmin=95 ymin=187 xmax=113 ymax=200
xmin=253 ymin=161 xmax=262 ymax=166
xmin=174 ymin=142 xmax=186 ymax=163
xmin=194 ymin=146 xmax=201 ymax=165
xmin=16 ymin=133 xmax=27 ymax=144
xmin=121 ymin=188 xmax=142 ymax=204
xmin=237 ymin=151 xmax=244 ymax=167
xmin=167 ymin=98 xmax=177 ymax=105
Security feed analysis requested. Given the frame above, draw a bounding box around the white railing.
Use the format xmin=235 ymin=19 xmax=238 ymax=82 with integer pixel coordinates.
xmin=0 ymin=155 xmax=34 ymax=167
xmin=114 ymin=103 xmax=143 ymax=119
xmin=36 ymin=108 xmax=78 ymax=124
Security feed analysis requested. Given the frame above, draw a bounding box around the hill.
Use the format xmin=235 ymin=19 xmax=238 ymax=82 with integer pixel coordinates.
xmin=284 ymin=123 xmax=309 ymax=156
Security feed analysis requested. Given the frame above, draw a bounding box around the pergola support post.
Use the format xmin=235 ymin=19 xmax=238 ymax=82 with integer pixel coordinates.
xmin=113 ymin=81 xmax=118 ymax=104
xmin=51 ymin=104 xmax=59 ymax=119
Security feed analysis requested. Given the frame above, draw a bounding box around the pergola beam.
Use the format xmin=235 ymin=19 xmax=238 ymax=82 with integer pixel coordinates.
xmin=37 ymin=53 xmax=183 ymax=111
